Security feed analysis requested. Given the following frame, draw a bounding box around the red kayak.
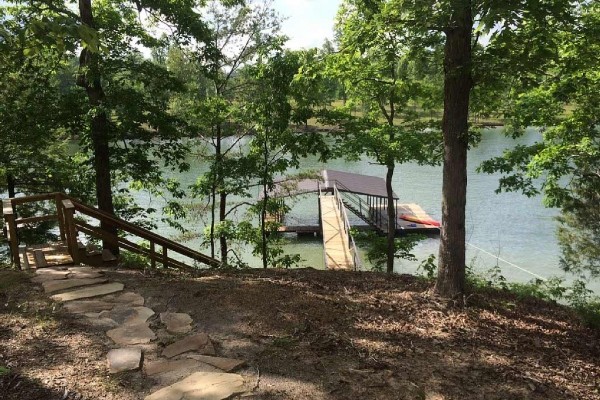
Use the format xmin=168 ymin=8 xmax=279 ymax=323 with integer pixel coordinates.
xmin=399 ymin=214 xmax=441 ymax=227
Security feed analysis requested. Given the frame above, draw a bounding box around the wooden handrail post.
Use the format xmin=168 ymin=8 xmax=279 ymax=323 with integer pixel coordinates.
xmin=3 ymin=199 xmax=21 ymax=269
xmin=55 ymin=193 xmax=66 ymax=241
xmin=62 ymin=200 xmax=80 ymax=264
xmin=150 ymin=242 xmax=156 ymax=269
xmin=162 ymin=245 xmax=168 ymax=268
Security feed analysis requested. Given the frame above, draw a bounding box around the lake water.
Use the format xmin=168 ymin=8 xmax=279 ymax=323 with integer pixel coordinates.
xmin=129 ymin=128 xmax=598 ymax=293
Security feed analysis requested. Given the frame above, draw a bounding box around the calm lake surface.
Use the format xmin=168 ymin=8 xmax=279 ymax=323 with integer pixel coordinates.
xmin=130 ymin=128 xmax=598 ymax=293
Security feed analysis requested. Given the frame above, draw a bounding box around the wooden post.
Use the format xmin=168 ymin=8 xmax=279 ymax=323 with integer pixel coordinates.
xmin=163 ymin=245 xmax=168 ymax=268
xmin=62 ymin=200 xmax=80 ymax=264
xmin=3 ymin=199 xmax=21 ymax=269
xmin=359 ymin=196 xmax=362 ymax=215
xmin=55 ymin=193 xmax=66 ymax=241
xmin=318 ymin=194 xmax=322 ymax=237
xmin=150 ymin=241 xmax=156 ymax=269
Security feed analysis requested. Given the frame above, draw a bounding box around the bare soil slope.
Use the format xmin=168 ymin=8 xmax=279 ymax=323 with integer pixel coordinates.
xmin=1 ymin=268 xmax=598 ymax=399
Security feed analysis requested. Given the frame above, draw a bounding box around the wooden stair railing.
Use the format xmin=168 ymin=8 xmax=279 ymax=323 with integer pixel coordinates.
xmin=332 ymin=180 xmax=388 ymax=234
xmin=332 ymin=183 xmax=362 ymax=271
xmin=2 ymin=192 xmax=221 ymax=270
xmin=3 ymin=193 xmax=67 ymax=269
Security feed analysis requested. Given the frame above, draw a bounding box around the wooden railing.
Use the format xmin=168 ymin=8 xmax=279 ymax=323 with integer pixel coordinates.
xmin=2 ymin=192 xmax=221 ymax=270
xmin=317 ymin=181 xmax=327 ymax=269
xmin=332 ymin=184 xmax=362 ymax=271
xmin=3 ymin=193 xmax=67 ymax=268
xmin=332 ymin=180 xmax=390 ymax=233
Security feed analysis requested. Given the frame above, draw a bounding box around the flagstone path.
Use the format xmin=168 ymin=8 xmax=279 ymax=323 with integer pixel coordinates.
xmin=30 ymin=264 xmax=248 ymax=399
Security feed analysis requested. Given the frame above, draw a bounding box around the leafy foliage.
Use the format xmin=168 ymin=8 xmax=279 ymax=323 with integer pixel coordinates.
xmin=479 ymin=3 xmax=600 ymax=278
xmin=354 ymin=230 xmax=425 ymax=272
xmin=181 ymin=0 xmax=283 ymax=263
xmin=0 ymin=0 xmax=215 ymax=234
xmin=244 ymin=49 xmax=328 ymax=269
xmin=311 ymin=0 xmax=443 ymax=273
xmin=0 ymin=8 xmax=91 ymax=198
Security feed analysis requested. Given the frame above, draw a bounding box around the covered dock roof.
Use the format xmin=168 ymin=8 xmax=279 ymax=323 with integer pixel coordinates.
xmin=267 ymin=169 xmax=399 ymax=200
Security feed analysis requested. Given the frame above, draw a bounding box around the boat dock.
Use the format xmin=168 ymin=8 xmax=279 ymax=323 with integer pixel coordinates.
xmin=266 ymin=169 xmax=440 ymax=270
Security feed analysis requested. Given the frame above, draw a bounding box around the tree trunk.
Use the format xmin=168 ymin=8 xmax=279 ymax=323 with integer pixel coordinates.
xmin=436 ymin=1 xmax=473 ymax=298
xmin=7 ymin=173 xmax=16 ymax=198
xmin=215 ymin=123 xmax=228 ymax=265
xmin=261 ymin=185 xmax=268 ymax=269
xmin=209 ymin=186 xmax=216 ymax=259
xmin=261 ymin=136 xmax=269 ymax=269
xmin=219 ymin=191 xmax=228 ymax=264
xmin=77 ymin=0 xmax=118 ymax=254
xmin=208 ymin=125 xmax=221 ymax=260
xmin=385 ymin=164 xmax=395 ymax=273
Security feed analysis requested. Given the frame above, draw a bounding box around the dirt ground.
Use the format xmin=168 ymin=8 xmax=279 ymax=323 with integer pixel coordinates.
xmin=1 ymin=267 xmax=599 ymax=400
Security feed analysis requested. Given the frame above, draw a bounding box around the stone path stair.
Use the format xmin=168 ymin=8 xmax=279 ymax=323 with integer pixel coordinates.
xmin=30 ymin=264 xmax=249 ymax=399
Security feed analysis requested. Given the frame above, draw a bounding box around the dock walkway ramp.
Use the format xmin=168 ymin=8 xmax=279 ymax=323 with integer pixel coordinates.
xmin=319 ymin=194 xmax=354 ymax=270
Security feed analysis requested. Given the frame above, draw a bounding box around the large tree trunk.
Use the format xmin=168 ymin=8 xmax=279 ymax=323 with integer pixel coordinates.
xmin=77 ymin=0 xmax=117 ymax=254
xmin=261 ymin=186 xmax=268 ymax=270
xmin=208 ymin=125 xmax=221 ymax=260
xmin=261 ymin=136 xmax=269 ymax=269
xmin=219 ymin=191 xmax=228 ymax=264
xmin=215 ymin=123 xmax=228 ymax=265
xmin=7 ymin=173 xmax=16 ymax=198
xmin=385 ymin=164 xmax=395 ymax=273
xmin=209 ymin=186 xmax=216 ymax=259
xmin=435 ymin=1 xmax=472 ymax=298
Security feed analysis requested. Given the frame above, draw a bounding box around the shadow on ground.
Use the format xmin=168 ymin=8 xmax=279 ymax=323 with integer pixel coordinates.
xmin=107 ymin=268 xmax=600 ymax=400
xmin=0 ymin=269 xmax=145 ymax=400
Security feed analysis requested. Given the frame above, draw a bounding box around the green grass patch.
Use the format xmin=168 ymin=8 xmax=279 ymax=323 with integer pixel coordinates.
xmin=118 ymin=250 xmax=150 ymax=270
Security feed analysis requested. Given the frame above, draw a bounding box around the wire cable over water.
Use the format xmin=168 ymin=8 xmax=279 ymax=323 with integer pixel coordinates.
xmin=466 ymin=242 xmax=548 ymax=281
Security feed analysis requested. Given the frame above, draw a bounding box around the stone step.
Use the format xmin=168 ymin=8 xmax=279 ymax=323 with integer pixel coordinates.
xmin=146 ymin=359 xmax=216 ymax=377
xmin=145 ymin=359 xmax=220 ymax=387
xmin=67 ymin=265 xmax=105 ymax=279
xmin=62 ymin=291 xmax=144 ymax=314
xmin=83 ymin=316 xmax=120 ymax=330
xmin=163 ymin=333 xmax=216 ymax=359
xmin=43 ymin=277 xmax=109 ymax=294
xmin=160 ymin=312 xmax=193 ymax=334
xmin=51 ymin=282 xmax=125 ymax=302
xmin=63 ymin=299 xmax=116 ymax=314
xmin=99 ymin=306 xmax=155 ymax=325
xmin=109 ymin=292 xmax=145 ymax=306
xmin=31 ymin=269 xmax=71 ymax=283
xmin=144 ymin=372 xmax=246 ymax=400
xmin=107 ymin=348 xmax=143 ymax=374
xmin=107 ymin=321 xmax=156 ymax=345
xmin=184 ymin=354 xmax=246 ymax=372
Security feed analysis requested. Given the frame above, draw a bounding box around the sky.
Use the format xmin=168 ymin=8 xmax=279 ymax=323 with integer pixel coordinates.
xmin=0 ymin=0 xmax=342 ymax=51
xmin=272 ymin=0 xmax=341 ymax=50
